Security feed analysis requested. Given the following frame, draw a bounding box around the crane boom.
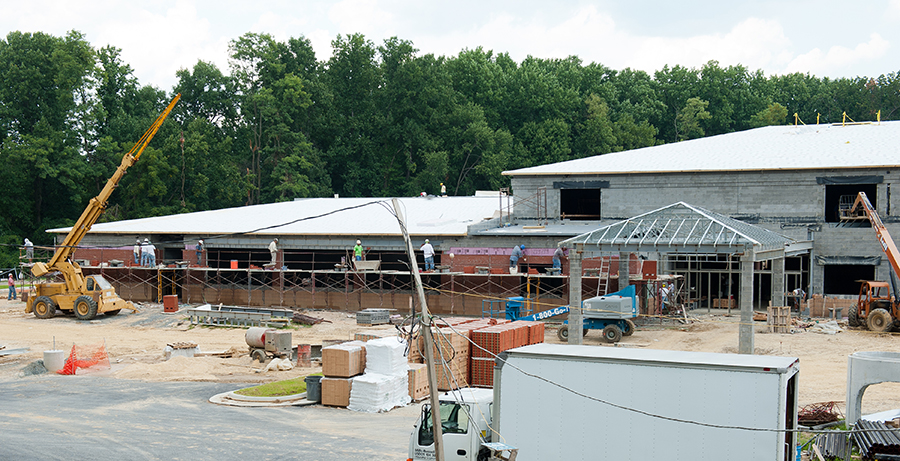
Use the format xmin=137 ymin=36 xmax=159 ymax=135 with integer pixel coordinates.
xmin=32 ymin=94 xmax=181 ymax=279
xmin=848 ymin=192 xmax=900 ymax=281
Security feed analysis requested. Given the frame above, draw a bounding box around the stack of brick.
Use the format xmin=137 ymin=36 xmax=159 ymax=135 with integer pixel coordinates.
xmin=354 ymin=329 xmax=397 ymax=342
xmin=431 ymin=327 xmax=470 ymax=390
xmin=321 ymin=341 xmax=367 ymax=407
xmin=408 ymin=363 xmax=429 ymax=400
xmin=469 ymin=320 xmax=544 ymax=387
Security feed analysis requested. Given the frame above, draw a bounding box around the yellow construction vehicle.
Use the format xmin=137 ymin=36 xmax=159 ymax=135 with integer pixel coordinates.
xmin=26 ymin=94 xmax=181 ymax=320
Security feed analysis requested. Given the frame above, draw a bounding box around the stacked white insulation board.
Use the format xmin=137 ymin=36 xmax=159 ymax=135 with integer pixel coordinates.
xmin=349 ymin=337 xmax=411 ymax=412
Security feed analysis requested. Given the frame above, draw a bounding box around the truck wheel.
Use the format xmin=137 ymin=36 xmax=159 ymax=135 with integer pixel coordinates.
xmin=32 ymin=296 xmax=56 ymax=319
xmin=73 ymin=295 xmax=99 ymax=320
xmin=104 ymin=309 xmax=121 ymax=316
xmin=867 ymin=308 xmax=892 ymax=332
xmin=557 ymin=325 xmax=569 ymax=341
xmin=848 ymin=305 xmax=860 ymax=327
xmin=602 ymin=325 xmax=623 ymax=343
xmin=623 ymin=319 xmax=636 ymax=336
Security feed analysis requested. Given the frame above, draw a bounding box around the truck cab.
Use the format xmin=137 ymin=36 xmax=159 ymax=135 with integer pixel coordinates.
xmin=408 ymin=388 xmax=494 ymax=461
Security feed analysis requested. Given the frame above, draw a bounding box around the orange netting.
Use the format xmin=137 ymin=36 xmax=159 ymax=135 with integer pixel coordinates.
xmin=57 ymin=342 xmax=110 ymax=375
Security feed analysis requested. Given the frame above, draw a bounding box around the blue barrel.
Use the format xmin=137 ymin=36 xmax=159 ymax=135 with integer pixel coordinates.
xmin=506 ymin=296 xmax=524 ymax=320
xmin=305 ymin=375 xmax=323 ymax=403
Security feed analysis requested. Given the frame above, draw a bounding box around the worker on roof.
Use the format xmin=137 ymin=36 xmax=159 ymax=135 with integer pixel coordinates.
xmin=354 ymin=240 xmax=364 ymax=261
xmin=510 ymin=244 xmax=525 ymax=274
xmin=420 ymin=239 xmax=435 ymax=271
xmin=141 ymin=238 xmax=156 ymax=267
xmin=553 ymin=245 xmax=567 ymax=272
xmin=440 ymin=183 xmax=447 ymax=197
xmin=269 ymin=238 xmax=278 ymax=265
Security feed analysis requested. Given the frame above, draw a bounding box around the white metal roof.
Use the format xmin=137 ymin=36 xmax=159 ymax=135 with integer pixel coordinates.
xmin=505 ymin=343 xmax=799 ymax=372
xmin=504 ymin=122 xmax=900 ymax=176
xmin=49 ymin=196 xmax=505 ymax=237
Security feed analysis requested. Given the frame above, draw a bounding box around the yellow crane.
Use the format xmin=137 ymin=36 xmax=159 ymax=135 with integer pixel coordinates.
xmin=26 ymin=94 xmax=181 ymax=320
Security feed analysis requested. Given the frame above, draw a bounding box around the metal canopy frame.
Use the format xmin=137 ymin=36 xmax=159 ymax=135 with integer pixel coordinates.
xmin=560 ymin=202 xmax=796 ymax=259
xmin=559 ymin=202 xmax=804 ymax=355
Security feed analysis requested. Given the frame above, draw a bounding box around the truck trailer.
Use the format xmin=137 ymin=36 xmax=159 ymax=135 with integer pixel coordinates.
xmin=409 ymin=343 xmax=799 ymax=461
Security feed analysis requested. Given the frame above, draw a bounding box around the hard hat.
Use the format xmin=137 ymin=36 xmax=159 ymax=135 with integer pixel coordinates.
xmin=144 ymin=238 xmax=149 ymax=242
xmin=425 ymin=239 xmax=430 ymax=243
xmin=199 ymin=239 xmax=203 ymax=244
xmin=520 ymin=245 xmax=525 ymax=250
xmin=274 ymin=238 xmax=278 ymax=242
xmin=357 ymin=240 xmax=361 ymax=244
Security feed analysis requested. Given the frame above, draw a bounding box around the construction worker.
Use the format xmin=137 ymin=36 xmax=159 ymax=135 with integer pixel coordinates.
xmin=510 ymin=244 xmax=525 ymax=274
xmin=552 ymin=246 xmax=567 ymax=271
xmin=440 ymin=183 xmax=447 ymax=197
xmin=420 ymin=239 xmax=435 ymax=271
xmin=141 ymin=238 xmax=156 ymax=267
xmin=196 ymin=239 xmax=204 ymax=266
xmin=354 ymin=240 xmax=364 ymax=261
xmin=24 ymin=238 xmax=33 ymax=261
xmin=133 ymin=239 xmax=141 ymax=265
xmin=269 ymin=238 xmax=278 ymax=265
xmin=7 ymin=273 xmax=16 ymax=300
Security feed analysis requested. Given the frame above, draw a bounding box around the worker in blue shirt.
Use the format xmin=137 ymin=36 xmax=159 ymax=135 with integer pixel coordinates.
xmin=510 ymin=244 xmax=525 ymax=274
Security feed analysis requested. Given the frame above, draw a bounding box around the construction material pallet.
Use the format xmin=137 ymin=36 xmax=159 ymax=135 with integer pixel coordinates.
xmin=767 ymin=306 xmax=790 ymax=333
xmin=356 ymin=308 xmax=390 ymax=325
xmin=186 ymin=308 xmax=283 ymax=327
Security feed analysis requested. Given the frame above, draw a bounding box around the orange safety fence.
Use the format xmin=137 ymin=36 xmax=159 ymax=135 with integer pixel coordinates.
xmin=58 ymin=342 xmax=110 ymax=375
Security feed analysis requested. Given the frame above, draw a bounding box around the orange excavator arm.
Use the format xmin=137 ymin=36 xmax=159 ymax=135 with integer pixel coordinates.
xmin=32 ymin=94 xmax=181 ymax=280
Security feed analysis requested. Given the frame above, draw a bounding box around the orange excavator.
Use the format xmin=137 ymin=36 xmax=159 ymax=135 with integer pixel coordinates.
xmin=25 ymin=94 xmax=180 ymax=320
xmin=841 ymin=192 xmax=900 ymax=332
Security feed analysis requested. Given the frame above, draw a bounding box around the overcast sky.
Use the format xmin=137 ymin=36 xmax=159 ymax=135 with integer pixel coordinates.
xmin=2 ymin=0 xmax=900 ymax=91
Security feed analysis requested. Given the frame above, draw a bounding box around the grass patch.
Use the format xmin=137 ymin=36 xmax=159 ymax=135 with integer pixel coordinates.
xmin=234 ymin=373 xmax=322 ymax=397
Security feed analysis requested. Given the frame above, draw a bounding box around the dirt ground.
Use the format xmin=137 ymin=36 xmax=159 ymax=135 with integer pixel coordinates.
xmin=2 ymin=297 xmax=900 ymax=417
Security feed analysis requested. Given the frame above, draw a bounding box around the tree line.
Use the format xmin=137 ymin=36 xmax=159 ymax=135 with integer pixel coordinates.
xmin=2 ymin=29 xmax=900 ymax=267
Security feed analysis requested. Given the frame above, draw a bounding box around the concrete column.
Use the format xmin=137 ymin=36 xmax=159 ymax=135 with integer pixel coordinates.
xmin=772 ymin=250 xmax=785 ymax=307
xmin=618 ymin=252 xmax=630 ymax=292
xmin=739 ymin=248 xmax=755 ymax=354
xmin=568 ymin=243 xmax=584 ymax=345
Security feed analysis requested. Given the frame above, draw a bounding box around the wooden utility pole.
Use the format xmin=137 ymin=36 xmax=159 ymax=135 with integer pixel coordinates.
xmin=392 ymin=198 xmax=445 ymax=461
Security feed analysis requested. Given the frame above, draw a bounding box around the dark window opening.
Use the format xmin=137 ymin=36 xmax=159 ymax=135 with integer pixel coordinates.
xmin=560 ymin=189 xmax=601 ymax=220
xmin=823 ymin=264 xmax=875 ymax=295
xmin=825 ymin=184 xmax=876 ymax=223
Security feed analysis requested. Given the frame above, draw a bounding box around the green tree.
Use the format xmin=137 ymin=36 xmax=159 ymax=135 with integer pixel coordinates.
xmin=749 ymin=102 xmax=788 ymax=128
xmin=676 ymin=97 xmax=711 ymax=141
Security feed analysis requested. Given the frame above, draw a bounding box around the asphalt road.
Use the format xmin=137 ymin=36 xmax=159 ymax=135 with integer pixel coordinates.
xmin=0 ymin=373 xmax=420 ymax=460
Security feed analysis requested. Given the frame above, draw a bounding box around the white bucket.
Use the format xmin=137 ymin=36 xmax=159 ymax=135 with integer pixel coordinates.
xmin=43 ymin=350 xmax=66 ymax=372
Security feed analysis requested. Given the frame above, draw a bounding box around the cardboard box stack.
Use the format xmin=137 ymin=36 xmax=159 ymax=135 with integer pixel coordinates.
xmin=321 ymin=341 xmax=367 ymax=407
xmin=349 ymin=337 xmax=411 ymax=412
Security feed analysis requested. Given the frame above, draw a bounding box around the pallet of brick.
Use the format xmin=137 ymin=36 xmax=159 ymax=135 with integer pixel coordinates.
xmin=470 ymin=356 xmax=496 ymax=388
xmin=321 ymin=377 xmax=353 ymax=407
xmin=471 ymin=325 xmax=516 ymax=359
xmin=767 ymin=306 xmax=790 ymax=333
xmin=513 ymin=320 xmax=545 ymax=344
xmin=322 ymin=341 xmax=367 ymax=378
xmin=354 ymin=329 xmax=397 ymax=342
xmin=408 ymin=363 xmax=429 ymax=400
xmin=432 ymin=317 xmax=477 ymax=327
xmin=431 ymin=327 xmax=470 ymax=390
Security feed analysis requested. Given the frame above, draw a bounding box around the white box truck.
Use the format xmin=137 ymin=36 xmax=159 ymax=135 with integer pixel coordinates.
xmin=408 ymin=343 xmax=799 ymax=461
